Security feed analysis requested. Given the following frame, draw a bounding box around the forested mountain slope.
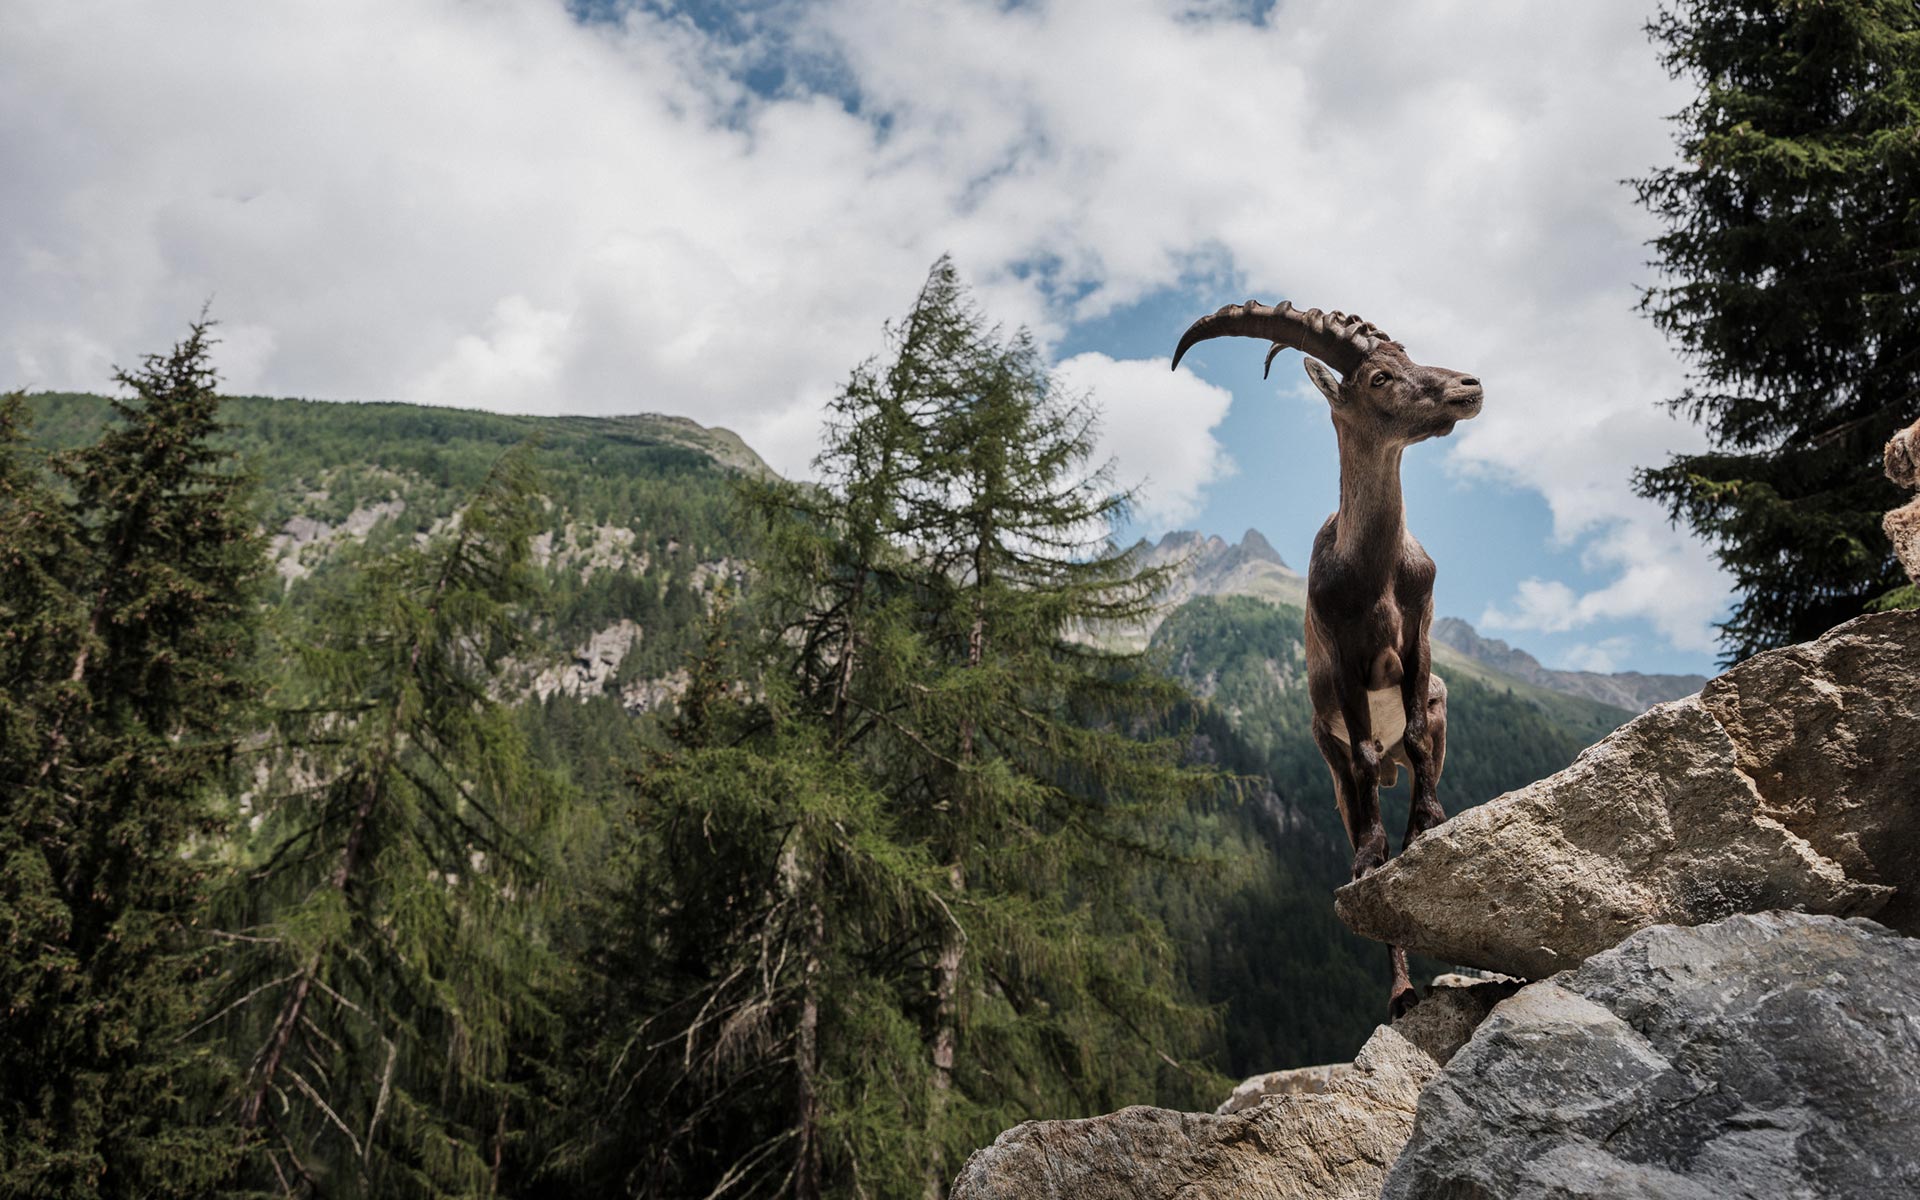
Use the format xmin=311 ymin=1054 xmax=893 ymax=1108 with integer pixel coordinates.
xmin=22 ymin=391 xmax=1638 ymax=1074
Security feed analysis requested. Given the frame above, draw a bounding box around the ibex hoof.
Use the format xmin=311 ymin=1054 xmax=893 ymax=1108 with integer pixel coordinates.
xmin=1388 ymin=983 xmax=1420 ymax=1020
xmin=1408 ymin=801 xmax=1447 ymax=844
xmin=1350 ymin=838 xmax=1388 ymax=881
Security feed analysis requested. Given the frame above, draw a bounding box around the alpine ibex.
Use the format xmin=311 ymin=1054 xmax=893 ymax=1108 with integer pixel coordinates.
xmin=1172 ymin=301 xmax=1483 ymax=1016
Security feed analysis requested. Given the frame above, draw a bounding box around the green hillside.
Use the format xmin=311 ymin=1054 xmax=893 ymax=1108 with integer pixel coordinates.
xmin=20 ymin=390 xmax=1636 ymax=1082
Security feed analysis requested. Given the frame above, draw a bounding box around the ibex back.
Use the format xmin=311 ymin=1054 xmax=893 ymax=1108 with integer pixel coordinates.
xmin=1173 ymin=301 xmax=1483 ymax=1017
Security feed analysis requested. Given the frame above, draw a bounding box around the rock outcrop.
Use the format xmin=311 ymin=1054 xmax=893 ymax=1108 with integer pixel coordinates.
xmin=1886 ymin=416 xmax=1920 ymax=583
xmin=1335 ymin=609 xmax=1920 ymax=979
xmin=953 ymin=608 xmax=1919 ymax=1198
xmin=949 ymin=981 xmax=1513 ymax=1200
xmin=1384 ymin=913 xmax=1920 ymax=1199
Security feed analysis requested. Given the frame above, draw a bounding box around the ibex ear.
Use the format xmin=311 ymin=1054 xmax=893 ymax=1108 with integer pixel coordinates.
xmin=1302 ymin=358 xmax=1344 ymax=406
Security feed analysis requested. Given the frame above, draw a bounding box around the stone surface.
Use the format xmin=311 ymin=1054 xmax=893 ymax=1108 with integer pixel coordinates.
xmin=1886 ymin=416 xmax=1920 ymax=582
xmin=952 ymin=983 xmax=1511 ymax=1200
xmin=1215 ymin=1062 xmax=1346 ymax=1115
xmin=1383 ymin=913 xmax=1920 ymax=1200
xmin=1335 ymin=609 xmax=1920 ymax=978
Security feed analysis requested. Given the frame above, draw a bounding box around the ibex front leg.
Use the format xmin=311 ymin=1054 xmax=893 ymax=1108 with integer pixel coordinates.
xmin=1396 ymin=612 xmax=1446 ymax=848
xmin=1326 ymin=670 xmax=1391 ymax=881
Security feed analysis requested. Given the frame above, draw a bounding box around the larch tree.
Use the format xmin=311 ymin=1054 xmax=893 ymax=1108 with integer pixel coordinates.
xmin=571 ymin=258 xmax=1221 ymax=1200
xmin=0 ymin=324 xmax=262 ymax=1198
xmin=758 ymin=259 xmax=1221 ymax=1197
xmin=1634 ymin=0 xmax=1920 ymax=659
xmin=212 ymin=449 xmax=563 ymax=1197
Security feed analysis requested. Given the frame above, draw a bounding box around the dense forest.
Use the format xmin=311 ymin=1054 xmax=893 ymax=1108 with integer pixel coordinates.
xmin=2 ymin=277 xmax=1632 ymax=1197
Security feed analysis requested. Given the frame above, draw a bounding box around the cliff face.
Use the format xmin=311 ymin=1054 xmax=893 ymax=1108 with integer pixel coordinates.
xmin=950 ymin=609 xmax=1920 ymax=1200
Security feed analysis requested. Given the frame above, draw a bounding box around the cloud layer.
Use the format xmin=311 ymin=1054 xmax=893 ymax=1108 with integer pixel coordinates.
xmin=2 ymin=0 xmax=1729 ymax=655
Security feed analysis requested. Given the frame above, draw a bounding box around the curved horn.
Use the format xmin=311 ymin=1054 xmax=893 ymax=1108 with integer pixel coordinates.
xmin=1170 ymin=300 xmax=1393 ymax=377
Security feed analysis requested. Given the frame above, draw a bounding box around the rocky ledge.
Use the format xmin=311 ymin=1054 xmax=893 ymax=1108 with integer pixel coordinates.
xmin=948 ymin=606 xmax=1920 ymax=1200
xmin=949 ymin=980 xmax=1515 ymax=1200
xmin=1336 ymin=608 xmax=1920 ymax=979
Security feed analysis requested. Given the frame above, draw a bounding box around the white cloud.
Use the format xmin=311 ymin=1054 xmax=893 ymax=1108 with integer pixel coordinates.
xmin=1482 ymin=516 xmax=1726 ymax=656
xmin=1054 ymin=353 xmax=1235 ymax=531
xmin=1482 ymin=579 xmax=1582 ymax=636
xmin=1 ymin=0 xmax=1731 ymax=655
xmin=1558 ymin=637 xmax=1635 ymax=675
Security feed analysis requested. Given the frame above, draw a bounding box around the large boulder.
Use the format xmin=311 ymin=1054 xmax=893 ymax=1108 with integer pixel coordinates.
xmin=949 ymin=981 xmax=1513 ymax=1200
xmin=1335 ymin=609 xmax=1920 ymax=979
xmin=1382 ymin=913 xmax=1920 ymax=1199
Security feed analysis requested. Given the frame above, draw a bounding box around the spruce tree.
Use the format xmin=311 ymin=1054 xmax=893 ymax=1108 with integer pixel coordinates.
xmin=1633 ymin=0 xmax=1920 ymax=658
xmin=0 ymin=324 xmax=261 ymax=1198
xmin=212 ymin=450 xmax=562 ymax=1196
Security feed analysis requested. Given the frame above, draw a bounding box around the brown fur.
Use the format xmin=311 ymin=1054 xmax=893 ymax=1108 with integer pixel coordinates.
xmin=1174 ymin=303 xmax=1483 ymax=1017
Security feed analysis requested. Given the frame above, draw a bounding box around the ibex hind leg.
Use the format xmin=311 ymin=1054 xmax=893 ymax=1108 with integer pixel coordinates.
xmin=1388 ymin=947 xmax=1418 ymax=1019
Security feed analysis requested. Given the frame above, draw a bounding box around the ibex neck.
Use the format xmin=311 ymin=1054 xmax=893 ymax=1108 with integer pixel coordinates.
xmin=1334 ymin=433 xmax=1407 ymax=559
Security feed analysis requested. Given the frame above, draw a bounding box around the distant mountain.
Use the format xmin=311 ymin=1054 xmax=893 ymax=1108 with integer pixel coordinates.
xmin=1116 ymin=529 xmax=1307 ymax=647
xmin=1431 ymin=617 xmax=1706 ymax=714
xmin=1128 ymin=528 xmax=1703 ymax=715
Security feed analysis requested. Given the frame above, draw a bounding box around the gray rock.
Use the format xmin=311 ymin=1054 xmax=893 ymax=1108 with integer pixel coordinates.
xmin=952 ymin=983 xmax=1511 ymax=1200
xmin=1383 ymin=912 xmax=1920 ymax=1200
xmin=1335 ymin=610 xmax=1919 ymax=979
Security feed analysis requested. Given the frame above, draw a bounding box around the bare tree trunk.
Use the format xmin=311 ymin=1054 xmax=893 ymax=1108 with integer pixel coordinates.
xmin=796 ymin=894 xmax=825 ymax=1200
xmin=239 ymin=756 xmax=385 ymax=1130
xmin=924 ymin=859 xmax=966 ymax=1200
xmin=928 ymin=524 xmax=989 ymax=1200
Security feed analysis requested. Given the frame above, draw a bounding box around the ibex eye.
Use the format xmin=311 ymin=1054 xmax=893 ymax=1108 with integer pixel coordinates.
xmin=1371 ymin=371 xmax=1390 ymax=386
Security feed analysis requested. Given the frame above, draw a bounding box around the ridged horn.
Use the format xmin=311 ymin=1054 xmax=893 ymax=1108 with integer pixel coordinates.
xmin=1170 ymin=300 xmax=1393 ymax=378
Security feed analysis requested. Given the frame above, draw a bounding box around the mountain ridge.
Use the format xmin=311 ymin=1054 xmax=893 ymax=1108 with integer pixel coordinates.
xmin=1133 ymin=528 xmax=1703 ymax=714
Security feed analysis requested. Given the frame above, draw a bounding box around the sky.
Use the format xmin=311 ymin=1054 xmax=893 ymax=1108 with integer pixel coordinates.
xmin=2 ymin=0 xmax=1731 ymax=675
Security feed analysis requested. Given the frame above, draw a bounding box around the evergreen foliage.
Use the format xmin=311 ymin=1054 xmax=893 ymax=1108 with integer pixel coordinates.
xmin=1633 ymin=0 xmax=1920 ymax=659
xmin=3 ymin=307 xmax=1649 ymax=1199
xmin=212 ymin=450 xmax=564 ymax=1196
xmin=0 ymin=325 xmax=261 ymax=1198
xmin=575 ymin=259 xmax=1223 ymax=1200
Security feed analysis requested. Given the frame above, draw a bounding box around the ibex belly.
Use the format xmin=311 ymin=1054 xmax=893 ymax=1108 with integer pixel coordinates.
xmin=1327 ymin=687 xmax=1408 ymax=751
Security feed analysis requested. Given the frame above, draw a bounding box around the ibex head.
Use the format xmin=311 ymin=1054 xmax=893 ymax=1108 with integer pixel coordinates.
xmin=1171 ymin=301 xmax=1483 ymax=445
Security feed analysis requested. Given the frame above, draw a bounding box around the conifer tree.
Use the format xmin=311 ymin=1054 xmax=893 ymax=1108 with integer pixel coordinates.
xmin=564 ymin=604 xmax=944 ymax=1200
xmin=0 ymin=323 xmax=261 ymax=1198
xmin=1634 ymin=0 xmax=1920 ymax=658
xmin=754 ymin=259 xmax=1220 ymax=1196
xmin=574 ymin=259 xmax=1220 ymax=1200
xmin=212 ymin=450 xmax=562 ymax=1196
